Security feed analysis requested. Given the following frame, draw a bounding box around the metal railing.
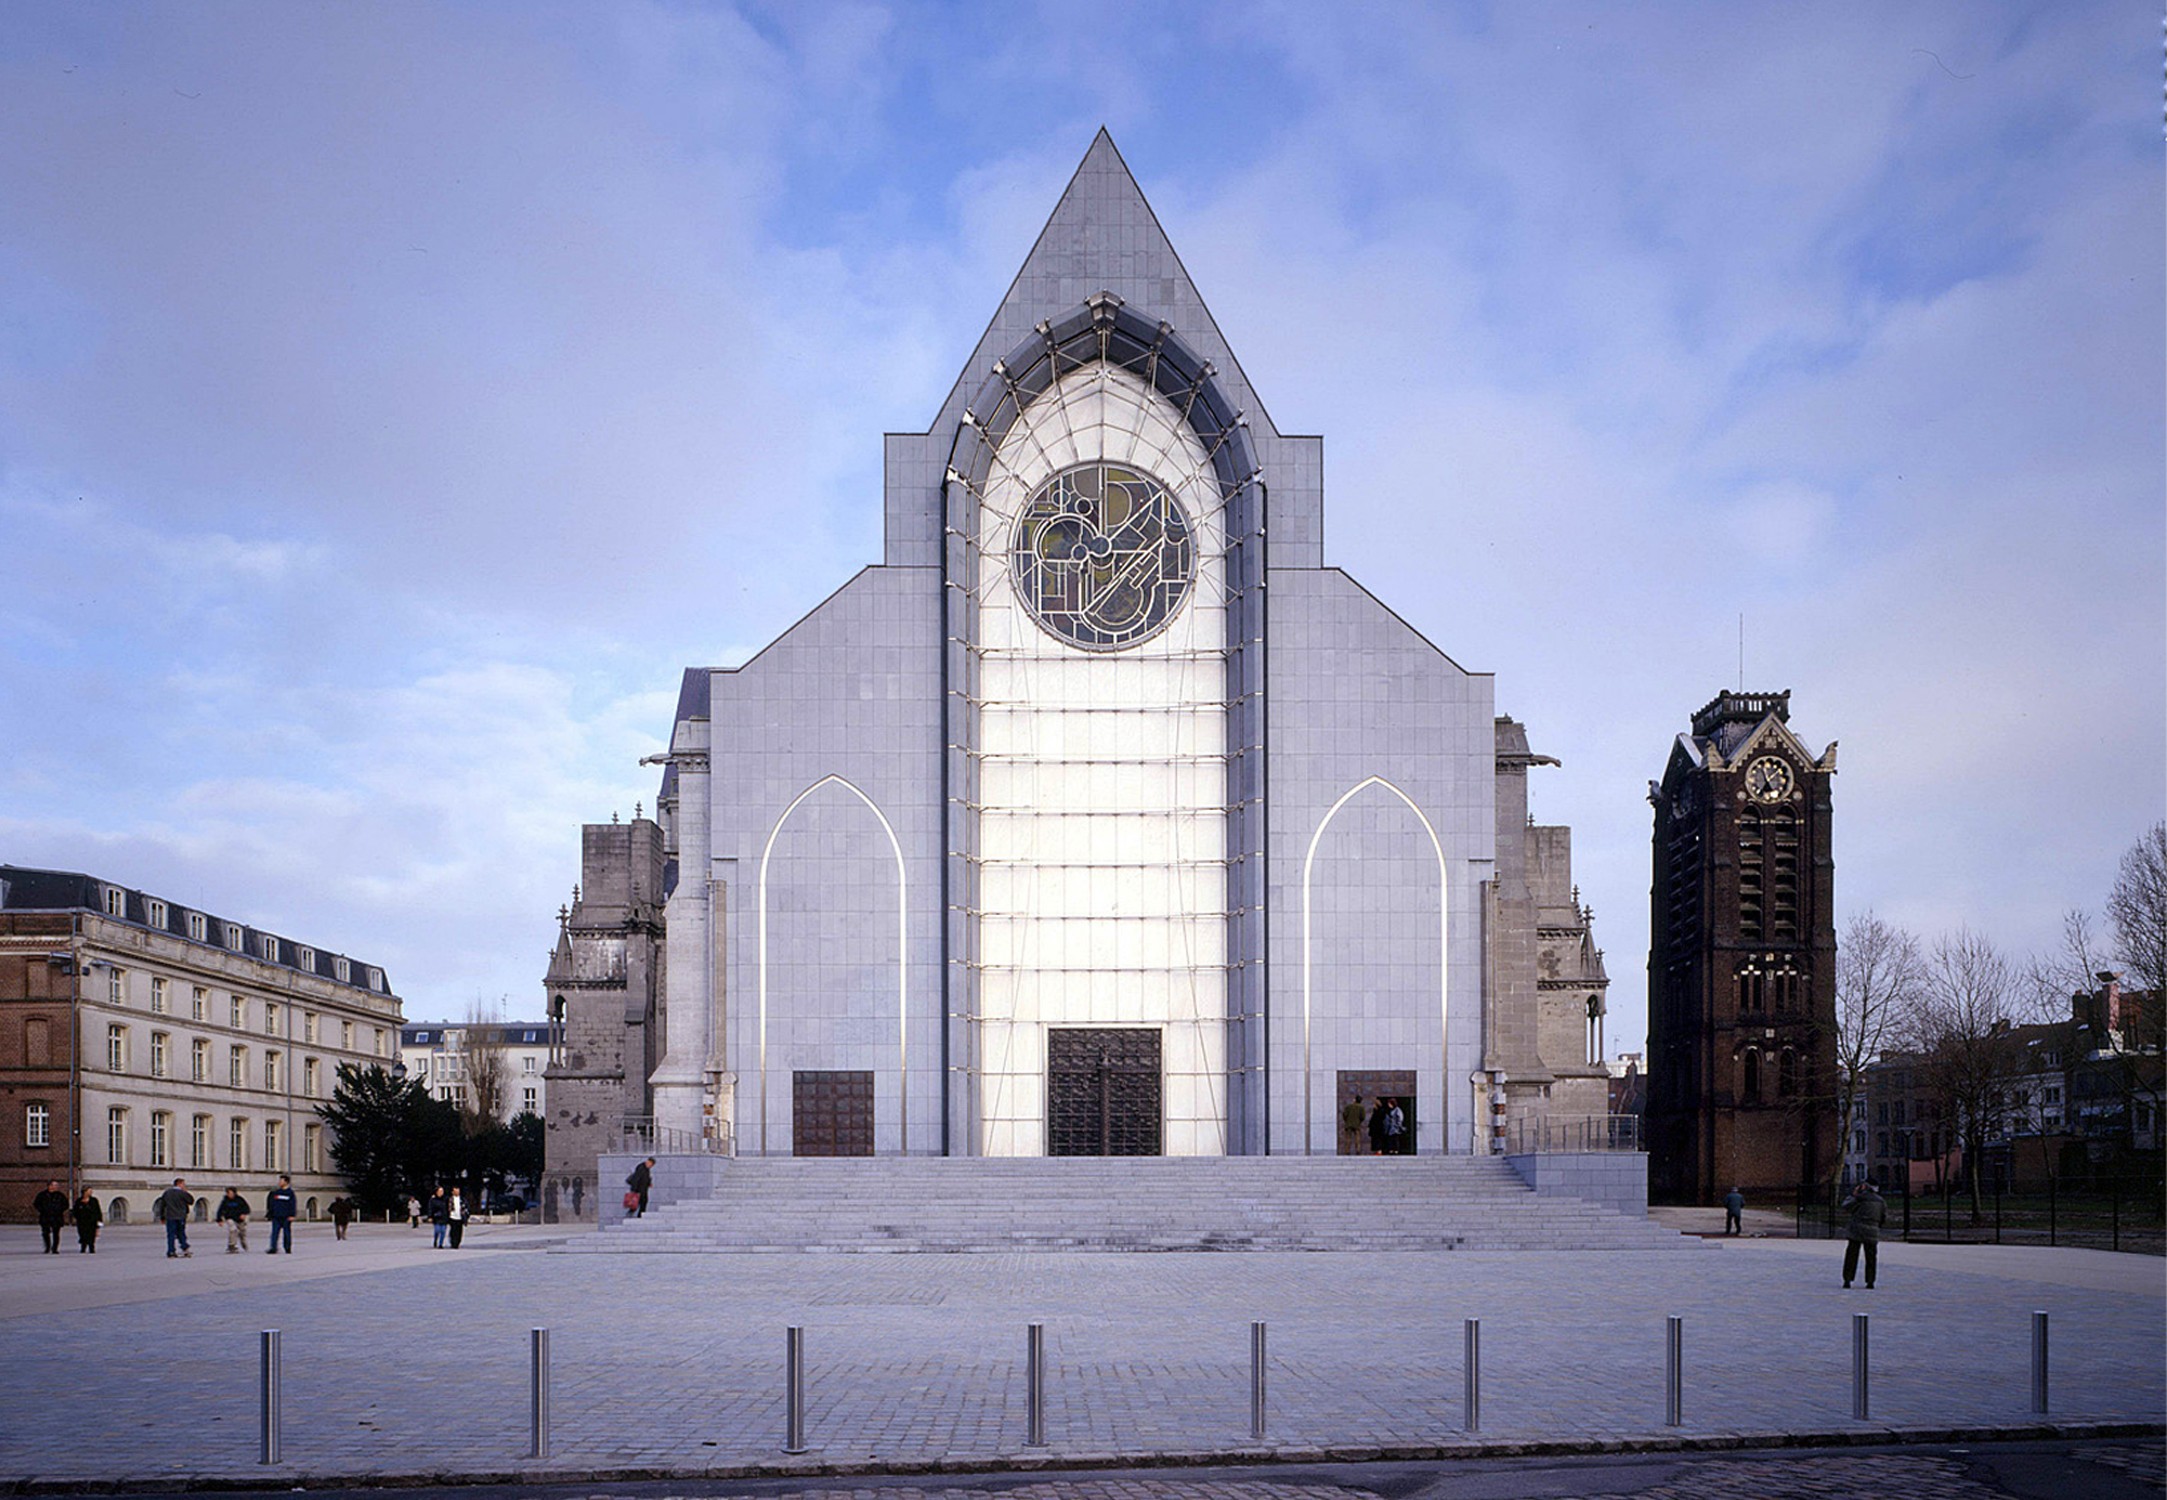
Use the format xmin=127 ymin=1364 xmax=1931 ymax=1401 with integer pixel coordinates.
xmin=619 ymin=1117 xmax=734 ymax=1156
xmin=1499 ymin=1114 xmax=1643 ymax=1155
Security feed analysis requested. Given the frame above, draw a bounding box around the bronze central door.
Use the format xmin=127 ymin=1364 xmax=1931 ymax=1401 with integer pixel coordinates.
xmin=793 ymin=1070 xmax=874 ymax=1156
xmin=1047 ymin=1027 xmax=1162 ymax=1156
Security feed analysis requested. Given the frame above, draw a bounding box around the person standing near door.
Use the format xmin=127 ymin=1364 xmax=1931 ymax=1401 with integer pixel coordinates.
xmin=1340 ymin=1095 xmax=1368 ymax=1154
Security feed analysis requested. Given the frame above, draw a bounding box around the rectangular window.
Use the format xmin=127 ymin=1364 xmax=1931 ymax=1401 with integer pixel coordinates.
xmin=334 ymin=956 xmax=351 ymax=983
xmin=264 ymin=1002 xmax=280 ymax=1037
xmin=192 ymin=1038 xmax=209 ymax=1082
xmin=104 ymin=886 xmax=125 ymax=917
xmin=107 ymin=1107 xmax=128 ymax=1165
xmin=523 ymin=1055 xmax=538 ymax=1073
xmin=150 ymin=977 xmax=168 ymax=1014
xmin=230 ymin=995 xmax=246 ymax=1029
xmin=264 ymin=1051 xmax=280 ymax=1091
xmin=264 ymin=1119 xmax=281 ymax=1171
xmin=107 ymin=968 xmax=124 ymax=1004
xmin=187 ymin=911 xmax=207 ymax=941
xmin=340 ymin=1020 xmax=354 ymax=1051
xmin=297 ymin=946 xmax=315 ymax=972
xmin=303 ymin=1122 xmax=322 ymax=1173
xmin=522 ymin=1085 xmax=538 ymax=1113
xmin=229 ymin=1117 xmax=247 ymax=1171
xmin=224 ymin=923 xmax=243 ymax=950
xmin=304 ymin=1057 xmax=320 ymax=1097
xmin=150 ymin=1111 xmax=170 ymax=1168
xmin=366 ymin=966 xmax=383 ymax=991
xmin=373 ymin=1027 xmax=386 ymax=1058
xmin=303 ymin=1012 xmax=318 ymax=1043
xmin=191 ymin=986 xmax=207 ymax=1021
xmin=191 ymin=1114 xmax=209 ymax=1169
xmin=150 ymin=1032 xmax=169 ymax=1078
xmin=2046 ymin=1086 xmax=2063 ymax=1103
xmin=106 ymin=1023 xmax=126 ymax=1071
xmin=147 ymin=899 xmax=167 ymax=928
xmin=25 ymin=1103 xmax=50 ymax=1148
xmin=259 ymin=934 xmax=279 ymax=963
xmin=230 ymin=1045 xmax=246 ymax=1087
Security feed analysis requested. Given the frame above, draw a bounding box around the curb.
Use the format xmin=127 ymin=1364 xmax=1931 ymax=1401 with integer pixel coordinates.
xmin=6 ymin=1419 xmax=2162 ymax=1494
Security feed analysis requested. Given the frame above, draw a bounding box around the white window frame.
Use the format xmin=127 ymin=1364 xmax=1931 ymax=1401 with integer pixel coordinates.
xmin=230 ymin=1045 xmax=247 ymax=1087
xmin=264 ymin=1050 xmax=280 ymax=1091
xmin=150 ymin=1031 xmax=169 ymax=1078
xmin=303 ymin=1122 xmax=322 ymax=1173
xmin=106 ymin=1024 xmax=126 ymax=1072
xmin=191 ymin=1038 xmax=209 ymax=1082
xmin=150 ymin=977 xmax=168 ymax=1015
xmin=104 ymin=886 xmax=125 ymax=917
xmin=147 ymin=899 xmax=167 ymax=928
xmin=149 ymin=1110 xmax=171 ymax=1168
xmin=190 ymin=1114 xmax=209 ymax=1169
xmin=340 ymin=1019 xmax=354 ymax=1051
xmin=522 ymin=1085 xmax=538 ymax=1113
xmin=263 ymin=1118 xmax=281 ymax=1171
xmin=264 ymin=1002 xmax=280 ymax=1037
xmin=107 ymin=1107 xmax=128 ymax=1165
xmin=303 ymin=1012 xmax=318 ymax=1044
xmin=230 ymin=995 xmax=246 ymax=1029
xmin=224 ymin=923 xmax=243 ymax=950
xmin=107 ymin=968 xmax=124 ymax=1004
xmin=187 ymin=912 xmax=207 ymax=941
xmin=259 ymin=934 xmax=279 ymax=963
xmin=334 ymin=956 xmax=351 ymax=983
xmin=191 ymin=986 xmax=207 ymax=1021
xmin=304 ymin=1057 xmax=320 ymax=1097
xmin=229 ymin=1117 xmax=247 ymax=1171
xmin=25 ymin=1102 xmax=50 ymax=1149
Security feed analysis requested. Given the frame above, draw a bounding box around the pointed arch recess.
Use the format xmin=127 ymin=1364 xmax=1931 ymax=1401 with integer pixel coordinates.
xmin=757 ymin=775 xmax=908 ymax=1156
xmin=1300 ymin=776 xmax=1449 ymax=1154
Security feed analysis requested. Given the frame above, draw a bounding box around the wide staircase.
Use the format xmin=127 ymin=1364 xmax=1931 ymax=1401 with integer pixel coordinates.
xmin=561 ymin=1155 xmax=1696 ymax=1253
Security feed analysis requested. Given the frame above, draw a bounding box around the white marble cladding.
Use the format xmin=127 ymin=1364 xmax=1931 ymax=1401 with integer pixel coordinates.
xmin=973 ymin=363 xmax=1229 ymax=1156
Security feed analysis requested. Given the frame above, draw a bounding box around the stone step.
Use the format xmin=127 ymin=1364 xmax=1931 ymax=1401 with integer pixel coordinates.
xmin=562 ymin=1154 xmax=1691 ymax=1255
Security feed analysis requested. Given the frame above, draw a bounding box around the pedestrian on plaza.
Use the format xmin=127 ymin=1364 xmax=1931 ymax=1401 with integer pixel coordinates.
xmin=1326 ymin=1096 xmax=1360 ymax=1153
xmin=216 ymin=1187 xmax=251 ymax=1253
xmin=71 ymin=1189 xmax=102 ymax=1253
xmin=330 ymin=1196 xmax=354 ymax=1240
xmin=627 ymin=1156 xmax=655 ymax=1217
xmin=1840 ymin=1179 xmax=1885 ymax=1289
xmin=427 ymin=1186 xmax=450 ymax=1248
xmin=33 ymin=1180 xmax=69 ymax=1254
xmin=445 ymin=1187 xmax=468 ymax=1248
xmin=264 ymin=1175 xmax=297 ymax=1254
xmin=407 ymin=1195 xmax=422 ymax=1229
xmin=156 ymin=1178 xmax=195 ymax=1258
xmin=1366 ymin=1098 xmax=1390 ymax=1155
xmin=1723 ymin=1186 xmax=1745 ymax=1236
xmin=1382 ymin=1097 xmax=1408 ymax=1155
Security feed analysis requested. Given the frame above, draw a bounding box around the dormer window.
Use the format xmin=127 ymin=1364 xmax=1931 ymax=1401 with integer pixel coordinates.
xmin=333 ymin=957 xmax=351 ymax=983
xmin=186 ymin=912 xmax=207 ymax=941
xmin=103 ymin=886 xmax=125 ymax=917
xmin=147 ymin=899 xmax=167 ymax=928
xmin=224 ymin=923 xmax=243 ymax=950
xmin=258 ymin=934 xmax=279 ymax=963
xmin=296 ymin=945 xmax=315 ymax=971
xmin=366 ymin=967 xmax=384 ymax=992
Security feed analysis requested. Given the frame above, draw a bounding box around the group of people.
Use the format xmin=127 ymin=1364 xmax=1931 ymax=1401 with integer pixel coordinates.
xmin=29 ymin=1182 xmax=103 ymax=1254
xmin=422 ymin=1185 xmax=472 ymax=1248
xmin=1339 ymin=1096 xmax=1413 ymax=1155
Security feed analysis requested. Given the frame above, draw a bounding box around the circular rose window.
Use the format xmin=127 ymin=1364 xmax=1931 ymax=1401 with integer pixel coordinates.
xmin=1009 ymin=463 xmax=1196 ymax=651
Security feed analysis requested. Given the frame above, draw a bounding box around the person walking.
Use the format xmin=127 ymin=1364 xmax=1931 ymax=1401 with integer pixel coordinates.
xmin=1340 ymin=1094 xmax=1367 ymax=1154
xmin=1840 ymin=1180 xmax=1886 ymax=1289
xmin=1366 ymin=1098 xmax=1390 ymax=1156
xmin=71 ymin=1188 xmax=102 ymax=1253
xmin=427 ymin=1186 xmax=450 ymax=1248
xmin=264 ymin=1175 xmax=297 ymax=1255
xmin=445 ymin=1187 xmax=468 ymax=1249
xmin=156 ymin=1178 xmax=195 ymax=1258
xmin=1723 ymin=1186 xmax=1745 ymax=1236
xmin=32 ymin=1180 xmax=69 ymax=1254
xmin=330 ymin=1197 xmax=354 ymax=1241
xmin=216 ymin=1187 xmax=251 ymax=1253
xmin=407 ymin=1195 xmax=422 ymax=1229
xmin=626 ymin=1157 xmax=655 ymax=1218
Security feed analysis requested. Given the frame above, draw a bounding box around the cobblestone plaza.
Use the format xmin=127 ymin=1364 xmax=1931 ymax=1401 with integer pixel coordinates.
xmin=0 ymin=1224 xmax=2157 ymax=1488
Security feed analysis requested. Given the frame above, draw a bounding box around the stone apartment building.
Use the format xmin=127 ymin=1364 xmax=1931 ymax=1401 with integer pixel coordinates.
xmin=397 ymin=1020 xmax=552 ymax=1120
xmin=0 ymin=866 xmax=403 ymax=1223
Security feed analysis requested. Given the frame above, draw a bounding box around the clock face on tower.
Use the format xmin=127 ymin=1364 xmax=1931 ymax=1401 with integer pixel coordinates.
xmin=1010 ymin=463 xmax=1197 ymax=651
xmin=1744 ymin=754 xmax=1794 ymax=803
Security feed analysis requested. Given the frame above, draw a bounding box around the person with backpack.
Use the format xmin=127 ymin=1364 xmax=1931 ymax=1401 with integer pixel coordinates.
xmin=155 ymin=1178 xmax=195 ymax=1258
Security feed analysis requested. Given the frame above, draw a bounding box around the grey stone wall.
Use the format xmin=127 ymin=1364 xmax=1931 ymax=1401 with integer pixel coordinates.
xmin=1503 ymin=1150 xmax=1649 ymax=1218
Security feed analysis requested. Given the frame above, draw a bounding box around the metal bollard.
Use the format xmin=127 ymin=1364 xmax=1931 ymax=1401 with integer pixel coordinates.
xmin=784 ymin=1326 xmax=807 ymax=1454
xmin=529 ymin=1328 xmax=551 ymax=1459
xmin=1852 ymin=1313 xmax=1870 ymax=1421
xmin=1463 ymin=1318 xmax=1481 ymax=1433
xmin=1665 ymin=1315 xmax=1683 ymax=1426
xmin=1025 ymin=1323 xmax=1046 ymax=1447
xmin=259 ymin=1329 xmax=282 ymax=1464
xmin=2031 ymin=1311 xmax=2049 ymax=1414
xmin=1249 ymin=1321 xmax=1267 ymax=1441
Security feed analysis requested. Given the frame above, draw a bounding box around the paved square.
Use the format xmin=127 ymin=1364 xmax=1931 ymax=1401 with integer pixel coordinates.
xmin=0 ymin=1223 xmax=2159 ymax=1487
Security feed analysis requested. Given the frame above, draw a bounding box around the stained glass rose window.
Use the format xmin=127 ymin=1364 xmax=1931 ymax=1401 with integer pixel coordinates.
xmin=1009 ymin=463 xmax=1196 ymax=651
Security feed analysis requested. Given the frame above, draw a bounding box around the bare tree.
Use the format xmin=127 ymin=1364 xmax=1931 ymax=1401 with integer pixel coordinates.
xmin=453 ymin=999 xmax=509 ymax=1134
xmin=1910 ymin=928 xmax=2024 ymax=1222
xmin=2010 ymin=909 xmax=2103 ymax=1188
xmin=2108 ymin=822 xmax=2167 ymax=1004
xmin=1832 ymin=912 xmax=1925 ymax=1195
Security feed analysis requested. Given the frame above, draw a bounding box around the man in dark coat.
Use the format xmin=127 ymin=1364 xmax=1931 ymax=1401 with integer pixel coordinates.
xmin=1366 ymin=1100 xmax=1390 ymax=1156
xmin=71 ymin=1188 xmax=102 ymax=1252
xmin=1841 ymin=1180 xmax=1886 ymax=1288
xmin=1723 ymin=1186 xmax=1745 ymax=1236
xmin=156 ymin=1178 xmax=195 ymax=1258
xmin=32 ymin=1181 xmax=69 ymax=1254
xmin=264 ymin=1175 xmax=298 ymax=1254
xmin=626 ymin=1157 xmax=655 ymax=1217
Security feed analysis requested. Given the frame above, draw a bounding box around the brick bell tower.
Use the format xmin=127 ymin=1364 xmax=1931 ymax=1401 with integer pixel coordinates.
xmin=1646 ymin=691 xmax=1838 ymax=1205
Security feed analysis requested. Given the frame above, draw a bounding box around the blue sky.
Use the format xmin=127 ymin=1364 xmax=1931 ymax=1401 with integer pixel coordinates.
xmin=1 ymin=2 xmax=2159 ymax=1051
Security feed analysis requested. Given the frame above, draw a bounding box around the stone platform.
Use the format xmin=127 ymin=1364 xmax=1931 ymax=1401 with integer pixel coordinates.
xmin=574 ymin=1154 xmax=1690 ymax=1253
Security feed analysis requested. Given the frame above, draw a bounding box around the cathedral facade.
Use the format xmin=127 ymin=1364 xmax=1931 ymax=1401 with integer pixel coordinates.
xmin=544 ymin=135 xmax=1612 ymax=1190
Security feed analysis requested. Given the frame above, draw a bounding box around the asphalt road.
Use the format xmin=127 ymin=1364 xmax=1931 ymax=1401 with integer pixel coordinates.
xmin=93 ymin=1438 xmax=2167 ymax=1500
